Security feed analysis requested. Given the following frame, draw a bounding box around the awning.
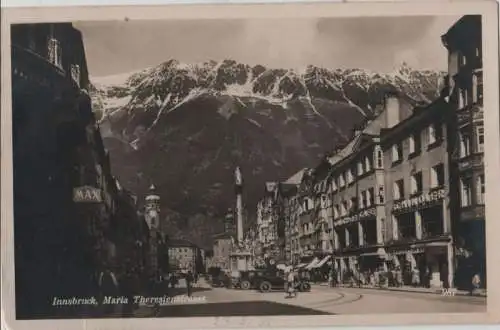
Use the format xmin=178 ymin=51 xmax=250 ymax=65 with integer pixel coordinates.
xmin=305 ymin=257 xmax=319 ymax=269
xmin=295 ymin=263 xmax=308 ymax=269
xmin=313 ymin=255 xmax=331 ymax=268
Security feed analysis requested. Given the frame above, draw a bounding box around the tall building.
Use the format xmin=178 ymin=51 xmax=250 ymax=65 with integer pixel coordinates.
xmin=441 ymin=15 xmax=485 ymax=289
xmin=328 ymin=104 xmax=395 ymax=279
xmin=380 ymin=94 xmax=453 ymax=288
xmin=11 ymin=23 xmax=144 ymax=318
xmin=11 ymin=23 xmax=97 ymax=318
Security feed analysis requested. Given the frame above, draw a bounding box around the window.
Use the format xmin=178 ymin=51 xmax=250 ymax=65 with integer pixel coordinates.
xmin=428 ymin=124 xmax=442 ymax=145
xmin=460 ymin=177 xmax=473 ymax=207
xmin=393 ymin=179 xmax=404 ymax=200
xmin=431 ymin=164 xmax=445 ymax=188
xmin=472 ymin=74 xmax=479 ymax=103
xmin=410 ymin=172 xmax=423 ymax=195
xmin=71 ymin=64 xmax=81 ymax=87
xmin=375 ymin=146 xmax=383 ymax=168
xmin=350 ymin=197 xmax=357 ymax=212
xmin=378 ymin=186 xmax=385 ymax=204
xmin=392 ymin=144 xmax=402 ymax=163
xmin=368 ymin=188 xmax=375 ymax=206
xmin=346 ymin=169 xmax=354 ymax=184
xmin=332 ymin=179 xmax=337 ymax=192
xmin=47 ymin=37 xmax=62 ymax=69
xmin=476 ymin=126 xmax=484 ymax=153
xmin=304 ymin=199 xmax=309 ymax=211
xmin=364 ymin=156 xmax=372 ymax=172
xmin=477 ymin=175 xmax=485 ymax=205
xmin=341 ymin=202 xmax=347 ymax=216
xmin=408 ymin=133 xmax=421 ymax=156
xmin=459 ymin=132 xmax=471 ymax=158
xmin=357 ymin=161 xmax=364 ymax=176
xmin=333 ymin=205 xmax=339 ymax=219
xmin=339 ymin=174 xmax=345 ymax=188
xmin=359 ymin=192 xmax=365 ymax=209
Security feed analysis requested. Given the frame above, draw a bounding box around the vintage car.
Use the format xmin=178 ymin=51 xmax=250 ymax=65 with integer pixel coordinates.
xmin=251 ymin=270 xmax=311 ymax=293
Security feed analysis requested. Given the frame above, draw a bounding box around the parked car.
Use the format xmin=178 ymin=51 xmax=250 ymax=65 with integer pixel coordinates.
xmin=252 ymin=271 xmax=311 ymax=293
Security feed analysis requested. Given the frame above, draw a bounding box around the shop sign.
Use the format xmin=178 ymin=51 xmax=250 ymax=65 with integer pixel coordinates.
xmin=73 ymin=186 xmax=102 ymax=203
xmin=333 ymin=208 xmax=376 ymax=227
xmin=392 ymin=189 xmax=445 ymax=213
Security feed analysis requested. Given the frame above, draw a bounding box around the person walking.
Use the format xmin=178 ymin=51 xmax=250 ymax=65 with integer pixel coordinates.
xmin=98 ymin=268 xmax=120 ymax=317
xmin=186 ymin=271 xmax=194 ymax=297
xmin=471 ymin=273 xmax=481 ymax=295
xmin=284 ymin=268 xmax=297 ymax=298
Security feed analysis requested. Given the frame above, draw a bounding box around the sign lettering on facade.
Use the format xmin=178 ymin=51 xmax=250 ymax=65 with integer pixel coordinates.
xmin=73 ymin=186 xmax=102 ymax=203
xmin=392 ymin=189 xmax=445 ymax=213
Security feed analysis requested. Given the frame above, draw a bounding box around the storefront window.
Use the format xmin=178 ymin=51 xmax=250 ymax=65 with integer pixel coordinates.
xmin=421 ymin=206 xmax=444 ymax=238
xmin=397 ymin=213 xmax=416 ymax=240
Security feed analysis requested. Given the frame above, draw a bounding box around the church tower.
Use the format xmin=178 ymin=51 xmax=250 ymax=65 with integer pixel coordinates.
xmin=145 ymin=184 xmax=160 ymax=273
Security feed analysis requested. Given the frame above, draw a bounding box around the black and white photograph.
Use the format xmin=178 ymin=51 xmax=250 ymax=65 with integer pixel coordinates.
xmin=1 ymin=2 xmax=499 ymax=327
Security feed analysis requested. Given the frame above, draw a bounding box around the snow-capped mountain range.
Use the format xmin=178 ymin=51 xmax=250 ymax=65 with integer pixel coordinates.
xmin=89 ymin=59 xmax=444 ymax=249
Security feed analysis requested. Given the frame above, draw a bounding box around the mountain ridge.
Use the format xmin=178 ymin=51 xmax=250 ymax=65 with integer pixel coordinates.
xmin=89 ymin=59 xmax=445 ymax=250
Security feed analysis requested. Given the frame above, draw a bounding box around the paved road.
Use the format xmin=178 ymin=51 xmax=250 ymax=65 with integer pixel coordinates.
xmin=140 ymin=280 xmax=486 ymax=317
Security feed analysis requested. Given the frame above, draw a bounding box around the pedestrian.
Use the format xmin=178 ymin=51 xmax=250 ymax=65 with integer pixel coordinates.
xmin=186 ymin=271 xmax=194 ymax=297
xmin=98 ymin=268 xmax=120 ymax=316
xmin=471 ymin=273 xmax=481 ymax=295
xmin=411 ymin=268 xmax=420 ymax=287
xmin=285 ymin=269 xmax=297 ymax=298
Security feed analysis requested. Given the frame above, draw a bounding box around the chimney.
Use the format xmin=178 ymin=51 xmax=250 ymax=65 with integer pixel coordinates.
xmin=384 ymin=92 xmax=401 ymax=128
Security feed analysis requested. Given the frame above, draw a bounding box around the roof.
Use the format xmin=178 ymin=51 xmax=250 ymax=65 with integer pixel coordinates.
xmin=169 ymin=239 xmax=198 ymax=248
xmin=283 ymin=168 xmax=307 ymax=185
xmin=212 ymin=232 xmax=235 ymax=240
xmin=327 ymin=92 xmax=415 ymax=167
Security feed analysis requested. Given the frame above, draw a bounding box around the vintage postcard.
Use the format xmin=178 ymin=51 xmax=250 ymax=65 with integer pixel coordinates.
xmin=1 ymin=1 xmax=499 ymax=329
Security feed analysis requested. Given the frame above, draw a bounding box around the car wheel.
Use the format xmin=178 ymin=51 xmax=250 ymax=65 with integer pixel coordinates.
xmin=301 ymin=282 xmax=311 ymax=292
xmin=240 ymin=280 xmax=251 ymax=290
xmin=259 ymin=281 xmax=272 ymax=292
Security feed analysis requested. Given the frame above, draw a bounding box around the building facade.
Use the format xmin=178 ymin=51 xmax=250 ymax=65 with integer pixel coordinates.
xmin=441 ymin=15 xmax=486 ymax=289
xmin=168 ymin=239 xmax=201 ymax=274
xmin=211 ymin=233 xmax=234 ymax=270
xmin=381 ymin=94 xmax=453 ymax=289
xmin=11 ymin=23 xmax=144 ymax=318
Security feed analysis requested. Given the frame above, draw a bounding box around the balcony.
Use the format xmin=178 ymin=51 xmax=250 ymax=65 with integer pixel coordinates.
xmin=460 ymin=205 xmax=485 ymax=221
xmin=458 ymin=154 xmax=484 ymax=172
xmin=12 ymin=44 xmax=79 ymax=94
xmin=12 ymin=44 xmax=84 ymax=125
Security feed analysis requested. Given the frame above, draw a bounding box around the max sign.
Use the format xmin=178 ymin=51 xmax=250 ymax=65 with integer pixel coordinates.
xmin=73 ymin=186 xmax=102 ymax=203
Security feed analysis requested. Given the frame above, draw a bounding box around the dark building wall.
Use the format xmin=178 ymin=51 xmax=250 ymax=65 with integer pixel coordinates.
xmin=11 ymin=23 xmax=143 ymax=319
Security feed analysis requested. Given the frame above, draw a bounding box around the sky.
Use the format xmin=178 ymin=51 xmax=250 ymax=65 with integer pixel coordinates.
xmin=74 ymin=15 xmax=461 ymax=78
